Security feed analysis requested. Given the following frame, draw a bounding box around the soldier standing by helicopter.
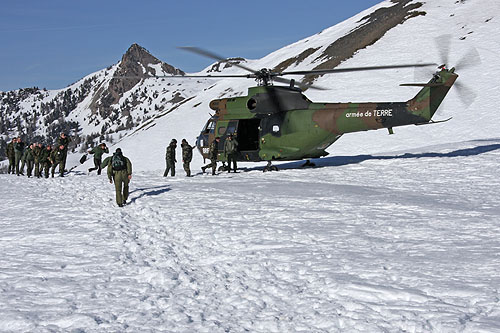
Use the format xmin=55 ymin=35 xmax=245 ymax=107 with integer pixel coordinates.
xmin=224 ymin=134 xmax=238 ymax=173
xmin=181 ymin=139 xmax=193 ymax=177
xmin=163 ymin=139 xmax=177 ymax=177
xmin=201 ymin=137 xmax=220 ymax=175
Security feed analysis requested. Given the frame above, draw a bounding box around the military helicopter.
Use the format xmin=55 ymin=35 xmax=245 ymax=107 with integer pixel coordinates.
xmin=115 ymin=43 xmax=470 ymax=172
xmin=173 ymin=47 xmax=460 ymax=171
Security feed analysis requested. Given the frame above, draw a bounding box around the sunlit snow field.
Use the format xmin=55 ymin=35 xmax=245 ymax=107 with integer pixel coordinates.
xmin=1 ymin=139 xmax=499 ymax=332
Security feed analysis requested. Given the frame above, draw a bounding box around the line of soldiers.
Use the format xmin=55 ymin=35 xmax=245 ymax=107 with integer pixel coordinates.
xmin=164 ymin=138 xmax=193 ymax=177
xmin=5 ymin=133 xmax=71 ymax=178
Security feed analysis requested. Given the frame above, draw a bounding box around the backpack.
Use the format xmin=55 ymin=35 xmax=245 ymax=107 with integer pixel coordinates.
xmin=111 ymin=153 xmax=126 ymax=171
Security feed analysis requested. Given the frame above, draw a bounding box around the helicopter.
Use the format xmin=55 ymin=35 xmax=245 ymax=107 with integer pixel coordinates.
xmin=174 ymin=47 xmax=458 ymax=172
xmin=114 ymin=45 xmax=465 ymax=172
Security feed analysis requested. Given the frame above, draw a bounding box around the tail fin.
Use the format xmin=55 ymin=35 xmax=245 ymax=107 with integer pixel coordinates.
xmin=406 ymin=67 xmax=458 ymax=121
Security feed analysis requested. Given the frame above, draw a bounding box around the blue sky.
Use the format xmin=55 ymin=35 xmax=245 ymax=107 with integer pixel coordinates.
xmin=0 ymin=1 xmax=382 ymax=91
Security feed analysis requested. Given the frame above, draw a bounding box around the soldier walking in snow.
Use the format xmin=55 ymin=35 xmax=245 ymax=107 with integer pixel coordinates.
xmin=33 ymin=142 xmax=43 ymax=178
xmin=6 ymin=138 xmax=15 ymax=174
xmin=201 ymin=137 xmax=220 ymax=175
xmin=163 ymin=139 xmax=177 ymax=177
xmin=40 ymin=145 xmax=52 ymax=178
xmin=14 ymin=137 xmax=25 ymax=176
xmin=181 ymin=139 xmax=193 ymax=177
xmin=51 ymin=145 xmax=66 ymax=177
xmin=23 ymin=144 xmax=35 ymax=178
xmin=56 ymin=133 xmax=71 ymax=176
xmin=88 ymin=143 xmax=109 ymax=175
xmin=108 ymin=148 xmax=132 ymax=207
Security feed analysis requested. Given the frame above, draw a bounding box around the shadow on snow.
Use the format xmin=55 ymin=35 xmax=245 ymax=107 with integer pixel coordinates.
xmin=258 ymin=140 xmax=500 ymax=171
xmin=129 ymin=185 xmax=171 ymax=203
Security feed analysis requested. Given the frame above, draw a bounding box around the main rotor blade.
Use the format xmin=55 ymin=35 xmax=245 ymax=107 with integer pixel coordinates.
xmin=178 ymin=46 xmax=258 ymax=74
xmin=280 ymin=63 xmax=437 ymax=76
xmin=272 ymin=76 xmax=327 ymax=91
xmin=112 ymin=74 xmax=254 ymax=79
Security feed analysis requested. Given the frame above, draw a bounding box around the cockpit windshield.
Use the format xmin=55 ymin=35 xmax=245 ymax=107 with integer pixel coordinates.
xmin=203 ymin=118 xmax=217 ymax=134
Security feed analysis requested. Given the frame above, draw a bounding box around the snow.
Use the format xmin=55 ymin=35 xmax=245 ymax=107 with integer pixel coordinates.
xmin=2 ymin=0 xmax=500 ymax=331
xmin=1 ymin=139 xmax=500 ymax=332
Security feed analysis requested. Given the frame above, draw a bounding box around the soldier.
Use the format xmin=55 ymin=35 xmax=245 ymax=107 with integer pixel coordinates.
xmin=39 ymin=144 xmax=52 ymax=178
xmin=23 ymin=144 xmax=35 ymax=178
xmin=14 ymin=137 xmax=25 ymax=176
xmin=56 ymin=133 xmax=71 ymax=176
xmin=6 ymin=138 xmax=15 ymax=174
xmin=181 ymin=139 xmax=193 ymax=177
xmin=163 ymin=139 xmax=177 ymax=177
xmin=224 ymin=134 xmax=238 ymax=173
xmin=201 ymin=137 xmax=220 ymax=175
xmin=107 ymin=148 xmax=132 ymax=207
xmin=88 ymin=143 xmax=109 ymax=175
xmin=33 ymin=142 xmax=43 ymax=178
xmin=51 ymin=145 xmax=66 ymax=177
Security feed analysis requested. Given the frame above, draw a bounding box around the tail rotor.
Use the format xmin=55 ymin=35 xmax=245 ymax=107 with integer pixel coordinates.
xmin=414 ymin=34 xmax=481 ymax=109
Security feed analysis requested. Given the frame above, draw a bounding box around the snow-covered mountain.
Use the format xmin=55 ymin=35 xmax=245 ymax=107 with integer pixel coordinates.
xmin=1 ymin=0 xmax=498 ymax=173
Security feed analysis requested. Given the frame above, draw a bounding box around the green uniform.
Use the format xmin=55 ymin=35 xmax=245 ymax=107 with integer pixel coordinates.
xmin=101 ymin=156 xmax=111 ymax=169
xmin=50 ymin=147 xmax=66 ymax=177
xmin=224 ymin=137 xmax=238 ymax=172
xmin=56 ymin=135 xmax=71 ymax=176
xmin=107 ymin=152 xmax=132 ymax=207
xmin=202 ymin=140 xmax=218 ymax=175
xmin=39 ymin=147 xmax=52 ymax=178
xmin=32 ymin=145 xmax=42 ymax=178
xmin=88 ymin=145 xmax=109 ymax=175
xmin=14 ymin=141 xmax=25 ymax=175
xmin=163 ymin=143 xmax=177 ymax=177
xmin=23 ymin=147 xmax=35 ymax=178
xmin=181 ymin=142 xmax=193 ymax=177
xmin=6 ymin=141 xmax=15 ymax=174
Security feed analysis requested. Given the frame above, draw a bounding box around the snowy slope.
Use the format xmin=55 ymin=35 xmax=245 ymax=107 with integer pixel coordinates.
xmin=1 ymin=139 xmax=500 ymax=332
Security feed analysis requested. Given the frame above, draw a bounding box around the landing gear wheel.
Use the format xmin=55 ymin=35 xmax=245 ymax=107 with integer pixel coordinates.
xmin=302 ymin=160 xmax=316 ymax=167
xmin=263 ymin=161 xmax=279 ymax=172
xmin=218 ymin=165 xmax=229 ymax=172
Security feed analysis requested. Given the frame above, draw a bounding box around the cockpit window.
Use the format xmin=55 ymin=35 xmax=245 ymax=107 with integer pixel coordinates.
xmin=203 ymin=120 xmax=216 ymax=134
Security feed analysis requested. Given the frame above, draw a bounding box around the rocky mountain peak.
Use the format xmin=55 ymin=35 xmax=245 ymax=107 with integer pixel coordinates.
xmin=89 ymin=43 xmax=185 ymax=119
xmin=117 ymin=43 xmax=184 ymax=78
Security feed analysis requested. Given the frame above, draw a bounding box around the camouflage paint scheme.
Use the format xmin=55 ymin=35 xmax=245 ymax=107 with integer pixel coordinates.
xmin=196 ymin=67 xmax=458 ymax=163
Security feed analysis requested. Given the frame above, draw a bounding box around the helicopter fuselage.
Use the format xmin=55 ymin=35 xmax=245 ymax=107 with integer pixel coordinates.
xmin=196 ymin=68 xmax=458 ymax=163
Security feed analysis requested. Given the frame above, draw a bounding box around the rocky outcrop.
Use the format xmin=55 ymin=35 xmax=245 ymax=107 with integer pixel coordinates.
xmin=90 ymin=44 xmax=184 ymax=119
xmin=272 ymin=0 xmax=426 ymax=86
